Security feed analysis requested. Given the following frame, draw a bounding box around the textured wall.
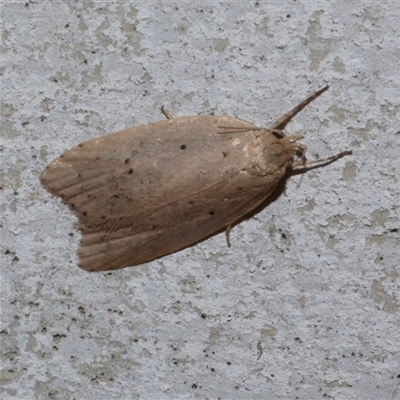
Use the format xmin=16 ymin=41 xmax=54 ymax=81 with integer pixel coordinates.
xmin=1 ymin=2 xmax=399 ymax=399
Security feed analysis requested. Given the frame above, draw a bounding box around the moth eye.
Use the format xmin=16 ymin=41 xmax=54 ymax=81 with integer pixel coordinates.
xmin=209 ymin=211 xmax=215 ymax=215
xmin=124 ymin=158 xmax=130 ymax=164
xmin=180 ymin=144 xmax=187 ymax=150
xmin=127 ymin=169 xmax=133 ymax=175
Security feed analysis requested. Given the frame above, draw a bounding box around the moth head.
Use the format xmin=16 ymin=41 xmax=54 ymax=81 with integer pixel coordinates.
xmin=286 ymin=134 xmax=307 ymax=167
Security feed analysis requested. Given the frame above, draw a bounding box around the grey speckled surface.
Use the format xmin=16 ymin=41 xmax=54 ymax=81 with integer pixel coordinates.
xmin=1 ymin=2 xmax=399 ymax=399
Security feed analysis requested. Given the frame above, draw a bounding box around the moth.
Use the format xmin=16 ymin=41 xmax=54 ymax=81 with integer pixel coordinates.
xmin=41 ymin=85 xmax=351 ymax=271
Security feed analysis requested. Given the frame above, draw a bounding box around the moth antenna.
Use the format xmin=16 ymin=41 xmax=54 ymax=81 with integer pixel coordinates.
xmin=269 ymin=85 xmax=329 ymax=131
xmin=292 ymin=150 xmax=352 ymax=169
xmin=218 ymin=126 xmax=263 ymax=134
xmin=218 ymin=127 xmax=287 ymax=140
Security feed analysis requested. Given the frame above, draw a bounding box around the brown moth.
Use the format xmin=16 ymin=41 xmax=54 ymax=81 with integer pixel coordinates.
xmin=41 ymin=85 xmax=351 ymax=271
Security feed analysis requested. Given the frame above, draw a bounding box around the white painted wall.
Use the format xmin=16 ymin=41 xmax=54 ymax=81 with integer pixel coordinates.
xmin=1 ymin=2 xmax=399 ymax=399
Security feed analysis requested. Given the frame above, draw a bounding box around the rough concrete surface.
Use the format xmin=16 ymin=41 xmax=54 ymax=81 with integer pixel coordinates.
xmin=1 ymin=1 xmax=399 ymax=399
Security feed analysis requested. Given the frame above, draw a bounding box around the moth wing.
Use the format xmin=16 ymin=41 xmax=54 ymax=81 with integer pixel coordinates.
xmin=41 ymin=116 xmax=258 ymax=230
xmin=41 ymin=115 xmax=286 ymax=271
xmin=79 ymin=170 xmax=282 ymax=271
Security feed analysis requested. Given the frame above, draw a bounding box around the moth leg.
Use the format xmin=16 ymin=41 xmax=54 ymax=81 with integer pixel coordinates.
xmin=293 ymin=143 xmax=307 ymax=166
xmin=269 ymin=85 xmax=329 ymax=131
xmin=225 ymin=224 xmax=232 ymax=247
xmin=161 ymin=106 xmax=173 ymax=120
